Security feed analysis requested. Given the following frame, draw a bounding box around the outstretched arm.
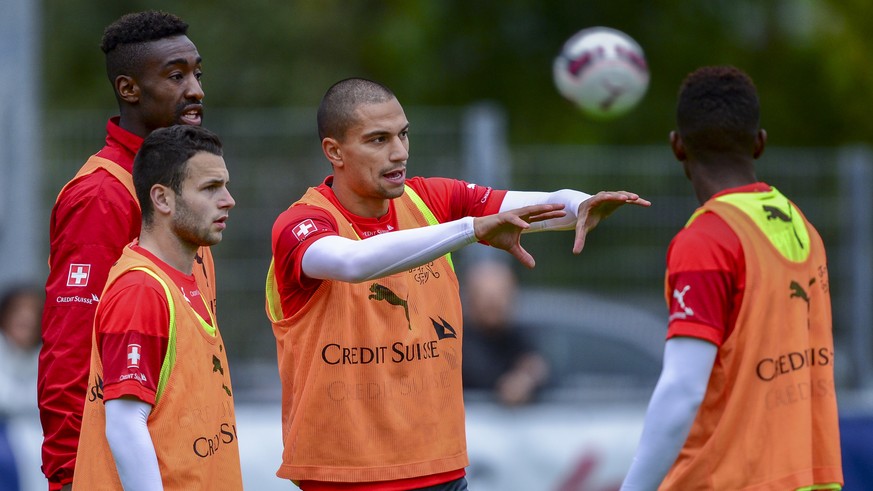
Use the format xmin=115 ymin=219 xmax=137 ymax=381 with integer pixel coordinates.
xmin=500 ymin=189 xmax=651 ymax=253
xmin=572 ymin=191 xmax=651 ymax=254
xmin=500 ymin=189 xmax=592 ymax=230
xmin=302 ymin=204 xmax=566 ymax=281
xmin=620 ymin=337 xmax=717 ymax=491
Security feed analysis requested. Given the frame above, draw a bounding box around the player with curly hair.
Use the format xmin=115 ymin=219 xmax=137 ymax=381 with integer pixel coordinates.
xmin=38 ymin=11 xmax=213 ymax=490
xmin=620 ymin=66 xmax=842 ymax=491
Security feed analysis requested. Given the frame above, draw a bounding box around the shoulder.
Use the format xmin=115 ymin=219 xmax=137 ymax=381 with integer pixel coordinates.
xmin=99 ymin=270 xmax=169 ymax=335
xmin=669 ymin=211 xmax=742 ymax=272
xmin=272 ymin=204 xmax=341 ymax=263
xmin=57 ymin=166 xmax=136 ymax=209
xmin=407 ymin=176 xmax=473 ymax=196
xmin=273 ymin=205 xmax=338 ymax=241
xmin=407 ymin=176 xmax=505 ymax=219
xmin=104 ymin=269 xmax=167 ymax=301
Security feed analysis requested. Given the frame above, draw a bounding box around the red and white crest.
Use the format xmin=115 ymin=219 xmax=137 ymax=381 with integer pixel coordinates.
xmin=127 ymin=344 xmax=142 ymax=368
xmin=67 ymin=264 xmax=91 ymax=287
xmin=293 ymin=219 xmax=317 ymax=240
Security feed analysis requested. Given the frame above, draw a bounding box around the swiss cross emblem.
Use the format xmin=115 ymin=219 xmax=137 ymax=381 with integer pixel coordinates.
xmin=293 ymin=219 xmax=317 ymax=240
xmin=127 ymin=344 xmax=142 ymax=368
xmin=67 ymin=264 xmax=91 ymax=287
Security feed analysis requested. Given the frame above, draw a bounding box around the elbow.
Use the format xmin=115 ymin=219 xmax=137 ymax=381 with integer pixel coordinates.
xmin=325 ymin=253 xmax=373 ymax=283
xmin=342 ymin=271 xmax=373 ymax=284
xmin=303 ymin=242 xmax=372 ymax=283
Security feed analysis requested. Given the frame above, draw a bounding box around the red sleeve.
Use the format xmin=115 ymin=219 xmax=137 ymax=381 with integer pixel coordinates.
xmin=406 ymin=176 xmax=507 ymax=222
xmin=271 ymin=204 xmax=340 ymax=318
xmin=38 ymin=170 xmax=140 ymax=483
xmin=665 ymin=211 xmax=744 ymax=346
xmin=96 ymin=271 xmax=170 ymax=405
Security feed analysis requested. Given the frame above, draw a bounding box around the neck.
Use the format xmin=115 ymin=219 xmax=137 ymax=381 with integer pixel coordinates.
xmin=331 ymin=181 xmax=390 ymax=218
xmin=117 ymin=111 xmax=149 ymax=139
xmin=138 ymin=229 xmax=197 ymax=275
xmin=688 ymin=157 xmax=757 ymax=204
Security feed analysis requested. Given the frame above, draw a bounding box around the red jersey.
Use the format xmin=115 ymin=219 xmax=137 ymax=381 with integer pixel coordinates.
xmin=38 ymin=118 xmax=142 ymax=487
xmin=97 ymin=245 xmax=213 ymax=405
xmin=664 ymin=183 xmax=771 ymax=345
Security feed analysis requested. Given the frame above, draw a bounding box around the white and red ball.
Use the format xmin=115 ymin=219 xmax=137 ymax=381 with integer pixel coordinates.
xmin=553 ymin=27 xmax=650 ymax=120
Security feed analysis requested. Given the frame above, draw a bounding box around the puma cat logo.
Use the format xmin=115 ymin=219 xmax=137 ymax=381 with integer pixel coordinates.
xmin=368 ymin=283 xmax=411 ymax=330
xmin=762 ymin=204 xmax=791 ymax=222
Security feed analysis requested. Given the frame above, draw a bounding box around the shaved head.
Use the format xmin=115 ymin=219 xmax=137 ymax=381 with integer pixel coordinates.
xmin=317 ymin=78 xmax=396 ymax=141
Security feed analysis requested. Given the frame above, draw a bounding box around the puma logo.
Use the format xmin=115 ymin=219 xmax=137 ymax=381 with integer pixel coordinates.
xmin=789 ymin=280 xmax=810 ymax=304
xmin=762 ymin=203 xmax=805 ymax=249
xmin=790 ymin=278 xmax=815 ymax=329
xmin=763 ymin=205 xmax=792 ymax=222
xmin=369 ymin=283 xmax=411 ymax=330
xmin=672 ymin=285 xmax=694 ymax=316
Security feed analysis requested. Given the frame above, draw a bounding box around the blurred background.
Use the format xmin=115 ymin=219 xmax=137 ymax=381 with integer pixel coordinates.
xmin=3 ymin=0 xmax=873 ymax=489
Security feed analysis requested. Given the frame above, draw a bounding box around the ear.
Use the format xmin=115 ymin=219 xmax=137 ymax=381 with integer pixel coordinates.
xmin=150 ymin=184 xmax=174 ymax=218
xmin=753 ymin=129 xmax=767 ymax=159
xmin=115 ymin=75 xmax=140 ymax=104
xmin=670 ymin=130 xmax=686 ymax=161
xmin=322 ymin=137 xmax=344 ymax=168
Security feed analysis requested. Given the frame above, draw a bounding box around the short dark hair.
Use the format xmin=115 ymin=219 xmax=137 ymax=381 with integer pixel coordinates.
xmin=676 ymin=65 xmax=760 ymax=157
xmin=317 ymin=78 xmax=396 ymax=141
xmin=101 ymin=11 xmax=189 ymax=84
xmin=134 ymin=125 xmax=223 ymax=226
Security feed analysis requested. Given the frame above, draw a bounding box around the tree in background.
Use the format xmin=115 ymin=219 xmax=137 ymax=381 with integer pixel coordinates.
xmin=43 ymin=0 xmax=873 ymax=145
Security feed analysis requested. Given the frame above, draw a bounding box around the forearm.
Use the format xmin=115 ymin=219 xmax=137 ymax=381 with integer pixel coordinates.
xmin=620 ymin=382 xmax=701 ymax=489
xmin=621 ymin=338 xmax=716 ymax=490
xmin=302 ymin=217 xmax=477 ymax=282
xmin=105 ymin=398 xmax=163 ymax=491
xmin=499 ymin=189 xmax=592 ymax=231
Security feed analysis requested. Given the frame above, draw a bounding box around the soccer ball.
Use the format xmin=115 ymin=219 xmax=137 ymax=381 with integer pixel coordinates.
xmin=553 ymin=27 xmax=650 ymax=120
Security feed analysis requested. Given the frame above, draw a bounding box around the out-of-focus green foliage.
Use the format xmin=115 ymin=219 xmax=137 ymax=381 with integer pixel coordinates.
xmin=42 ymin=0 xmax=873 ymax=145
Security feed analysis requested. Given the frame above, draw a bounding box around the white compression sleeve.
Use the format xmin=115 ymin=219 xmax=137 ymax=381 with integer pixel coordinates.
xmin=302 ymin=216 xmax=477 ymax=283
xmin=499 ymin=189 xmax=592 ymax=232
xmin=620 ymin=337 xmax=718 ymax=491
xmin=105 ymin=398 xmax=163 ymax=491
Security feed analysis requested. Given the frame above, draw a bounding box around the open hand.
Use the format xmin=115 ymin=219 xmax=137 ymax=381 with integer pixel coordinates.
xmin=573 ymin=191 xmax=651 ymax=254
xmin=474 ymin=203 xmax=566 ymax=268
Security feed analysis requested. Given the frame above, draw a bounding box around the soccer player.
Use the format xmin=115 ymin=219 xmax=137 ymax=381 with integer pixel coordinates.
xmin=72 ymin=125 xmax=241 ymax=490
xmin=620 ymin=66 xmax=842 ymax=490
xmin=38 ymin=11 xmax=214 ymax=490
xmin=265 ymin=77 xmax=650 ymax=490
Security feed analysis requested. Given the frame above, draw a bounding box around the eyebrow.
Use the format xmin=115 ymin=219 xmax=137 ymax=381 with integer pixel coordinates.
xmin=361 ymin=123 xmax=409 ymax=140
xmin=164 ymin=56 xmax=203 ymax=69
xmin=198 ymin=175 xmax=228 ymax=187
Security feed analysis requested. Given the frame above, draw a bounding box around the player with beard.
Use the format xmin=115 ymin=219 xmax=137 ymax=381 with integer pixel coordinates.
xmin=38 ymin=11 xmax=214 ymax=490
xmin=73 ymin=125 xmax=240 ymax=490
